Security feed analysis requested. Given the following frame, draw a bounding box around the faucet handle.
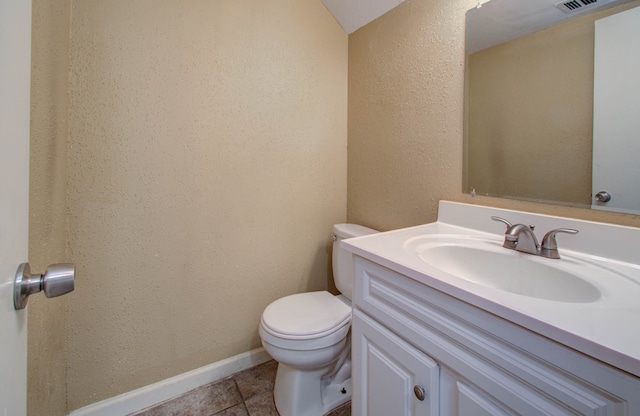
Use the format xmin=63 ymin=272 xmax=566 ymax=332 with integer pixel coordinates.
xmin=541 ymin=228 xmax=579 ymax=259
xmin=491 ymin=217 xmax=519 ymax=249
xmin=491 ymin=216 xmax=512 ymax=230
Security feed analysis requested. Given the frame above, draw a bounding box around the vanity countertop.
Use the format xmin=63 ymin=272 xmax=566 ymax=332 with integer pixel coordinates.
xmin=342 ymin=201 xmax=640 ymax=378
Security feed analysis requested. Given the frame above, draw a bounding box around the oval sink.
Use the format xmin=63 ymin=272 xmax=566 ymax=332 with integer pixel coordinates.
xmin=417 ymin=241 xmax=601 ymax=303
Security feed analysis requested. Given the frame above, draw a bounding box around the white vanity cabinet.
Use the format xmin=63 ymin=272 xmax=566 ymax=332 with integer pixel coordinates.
xmin=351 ymin=256 xmax=640 ymax=415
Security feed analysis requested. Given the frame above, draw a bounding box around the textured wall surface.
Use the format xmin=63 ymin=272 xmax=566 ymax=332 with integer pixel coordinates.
xmin=347 ymin=0 xmax=640 ymax=230
xmin=64 ymin=0 xmax=347 ymax=409
xmin=28 ymin=1 xmax=71 ymax=415
xmin=348 ymin=0 xmax=477 ymax=231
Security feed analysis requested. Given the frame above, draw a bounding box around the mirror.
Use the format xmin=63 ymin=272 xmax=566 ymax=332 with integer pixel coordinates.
xmin=464 ymin=0 xmax=640 ymax=211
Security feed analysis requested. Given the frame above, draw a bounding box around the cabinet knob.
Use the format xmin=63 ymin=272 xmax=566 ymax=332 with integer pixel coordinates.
xmin=414 ymin=385 xmax=426 ymax=401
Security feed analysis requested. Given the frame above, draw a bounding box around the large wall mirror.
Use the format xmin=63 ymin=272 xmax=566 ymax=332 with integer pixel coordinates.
xmin=464 ymin=0 xmax=640 ymax=214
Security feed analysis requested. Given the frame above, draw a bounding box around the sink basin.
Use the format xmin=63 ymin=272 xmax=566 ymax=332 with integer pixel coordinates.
xmin=415 ymin=238 xmax=602 ymax=303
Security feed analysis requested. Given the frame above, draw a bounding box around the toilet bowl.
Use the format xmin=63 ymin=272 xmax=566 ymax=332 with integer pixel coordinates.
xmin=259 ymin=224 xmax=378 ymax=416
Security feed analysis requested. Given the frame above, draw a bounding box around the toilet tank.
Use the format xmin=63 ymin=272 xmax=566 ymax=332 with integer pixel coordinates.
xmin=332 ymin=224 xmax=379 ymax=300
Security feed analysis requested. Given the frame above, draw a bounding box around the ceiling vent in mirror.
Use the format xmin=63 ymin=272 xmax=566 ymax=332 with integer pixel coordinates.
xmin=554 ymin=0 xmax=618 ymax=14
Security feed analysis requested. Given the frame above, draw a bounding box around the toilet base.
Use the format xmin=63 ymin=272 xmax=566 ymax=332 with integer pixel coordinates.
xmin=273 ymin=361 xmax=352 ymax=416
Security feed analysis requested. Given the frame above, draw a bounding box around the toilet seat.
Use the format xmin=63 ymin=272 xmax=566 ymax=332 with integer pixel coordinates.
xmin=261 ymin=291 xmax=351 ymax=340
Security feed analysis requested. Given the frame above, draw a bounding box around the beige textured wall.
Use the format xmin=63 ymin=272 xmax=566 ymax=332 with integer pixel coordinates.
xmin=28 ymin=0 xmax=71 ymax=415
xmin=64 ymin=0 xmax=347 ymax=409
xmin=348 ymin=0 xmax=640 ymax=231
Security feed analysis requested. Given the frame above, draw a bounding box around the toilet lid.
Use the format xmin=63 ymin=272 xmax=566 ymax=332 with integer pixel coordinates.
xmin=262 ymin=291 xmax=351 ymax=338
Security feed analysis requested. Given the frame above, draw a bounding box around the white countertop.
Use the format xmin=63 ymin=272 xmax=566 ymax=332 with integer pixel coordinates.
xmin=342 ymin=201 xmax=640 ymax=378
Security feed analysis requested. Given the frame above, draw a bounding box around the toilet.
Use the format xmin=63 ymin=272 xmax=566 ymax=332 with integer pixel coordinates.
xmin=259 ymin=224 xmax=378 ymax=416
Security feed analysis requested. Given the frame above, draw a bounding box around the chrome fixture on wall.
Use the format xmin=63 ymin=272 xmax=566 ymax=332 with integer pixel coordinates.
xmin=13 ymin=262 xmax=75 ymax=310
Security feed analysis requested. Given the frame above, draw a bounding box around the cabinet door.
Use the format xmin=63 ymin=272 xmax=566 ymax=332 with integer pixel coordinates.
xmin=456 ymin=381 xmax=514 ymax=416
xmin=352 ymin=310 xmax=439 ymax=416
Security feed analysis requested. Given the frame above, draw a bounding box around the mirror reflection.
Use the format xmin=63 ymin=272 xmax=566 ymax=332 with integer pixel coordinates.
xmin=464 ymin=0 xmax=640 ymax=213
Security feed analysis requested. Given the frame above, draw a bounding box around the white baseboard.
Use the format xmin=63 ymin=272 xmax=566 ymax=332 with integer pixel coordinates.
xmin=68 ymin=348 xmax=272 ymax=416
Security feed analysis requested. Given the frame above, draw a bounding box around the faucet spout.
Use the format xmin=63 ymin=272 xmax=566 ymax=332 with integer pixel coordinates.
xmin=505 ymin=224 xmax=540 ymax=255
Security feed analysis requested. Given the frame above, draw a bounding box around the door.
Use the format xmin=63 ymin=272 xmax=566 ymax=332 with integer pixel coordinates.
xmin=0 ymin=0 xmax=32 ymax=414
xmin=592 ymin=5 xmax=640 ymax=214
xmin=352 ymin=310 xmax=440 ymax=416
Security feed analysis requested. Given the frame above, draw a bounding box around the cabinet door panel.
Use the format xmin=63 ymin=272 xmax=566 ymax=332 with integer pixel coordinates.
xmin=457 ymin=381 xmax=514 ymax=416
xmin=352 ymin=310 xmax=439 ymax=416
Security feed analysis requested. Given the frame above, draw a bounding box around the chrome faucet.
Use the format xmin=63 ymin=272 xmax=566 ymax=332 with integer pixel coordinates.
xmin=505 ymin=223 xmax=539 ymax=254
xmin=491 ymin=216 xmax=578 ymax=259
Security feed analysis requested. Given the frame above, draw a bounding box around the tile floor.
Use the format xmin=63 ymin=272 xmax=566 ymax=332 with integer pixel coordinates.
xmin=129 ymin=360 xmax=351 ymax=416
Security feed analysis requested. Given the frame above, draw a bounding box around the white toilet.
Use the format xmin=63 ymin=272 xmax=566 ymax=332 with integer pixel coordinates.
xmin=259 ymin=223 xmax=378 ymax=416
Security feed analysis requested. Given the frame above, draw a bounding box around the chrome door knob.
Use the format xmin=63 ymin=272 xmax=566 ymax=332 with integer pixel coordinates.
xmin=14 ymin=262 xmax=75 ymax=310
xmin=595 ymin=191 xmax=612 ymax=203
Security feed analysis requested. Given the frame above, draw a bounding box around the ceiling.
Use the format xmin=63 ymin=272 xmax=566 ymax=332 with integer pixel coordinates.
xmin=467 ymin=0 xmax=630 ymax=53
xmin=322 ymin=0 xmax=406 ymax=34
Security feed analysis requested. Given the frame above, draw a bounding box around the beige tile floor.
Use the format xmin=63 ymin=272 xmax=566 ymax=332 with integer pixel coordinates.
xmin=129 ymin=360 xmax=351 ymax=416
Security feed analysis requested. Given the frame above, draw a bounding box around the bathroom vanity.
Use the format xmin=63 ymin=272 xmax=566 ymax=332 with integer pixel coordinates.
xmin=343 ymin=202 xmax=640 ymax=415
